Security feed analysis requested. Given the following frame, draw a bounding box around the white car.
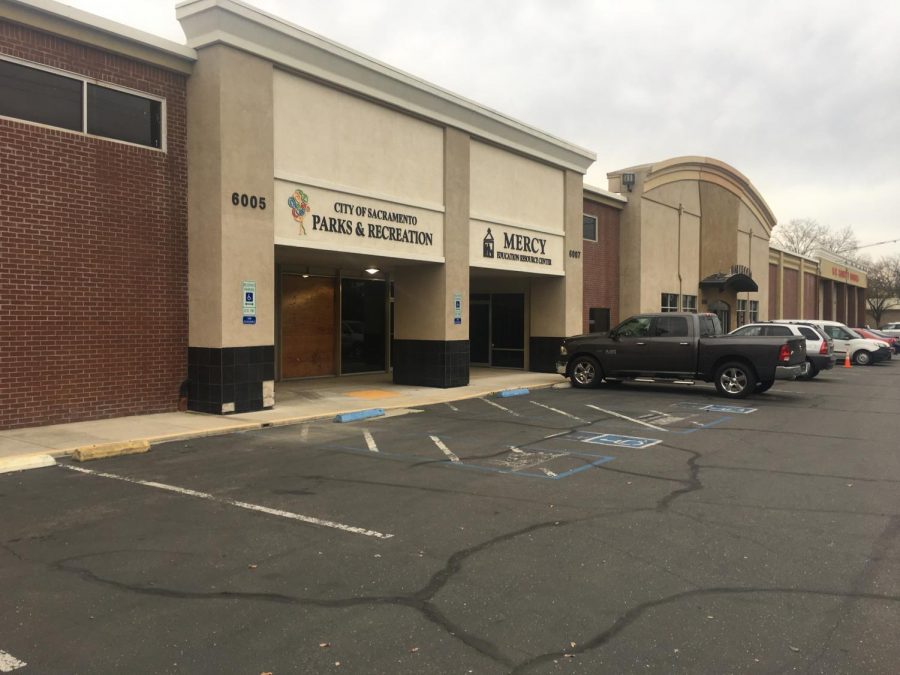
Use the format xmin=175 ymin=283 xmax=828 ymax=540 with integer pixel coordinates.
xmin=880 ymin=322 xmax=900 ymax=338
xmin=729 ymin=322 xmax=835 ymax=379
xmin=775 ymin=320 xmax=892 ymax=366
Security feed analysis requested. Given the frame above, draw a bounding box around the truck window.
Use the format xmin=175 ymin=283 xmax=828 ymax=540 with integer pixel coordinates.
xmin=615 ymin=316 xmax=652 ymax=338
xmin=699 ymin=315 xmax=720 ymax=337
xmin=653 ymin=316 xmax=689 ymax=337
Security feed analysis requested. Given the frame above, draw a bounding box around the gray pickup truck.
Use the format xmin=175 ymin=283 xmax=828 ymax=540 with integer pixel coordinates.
xmin=557 ymin=312 xmax=806 ymax=398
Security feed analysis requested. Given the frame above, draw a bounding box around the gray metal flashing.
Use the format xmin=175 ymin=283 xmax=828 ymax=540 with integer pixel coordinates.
xmin=584 ymin=182 xmax=627 ymax=208
xmin=176 ymin=0 xmax=595 ymax=173
xmin=2 ymin=0 xmax=197 ymax=72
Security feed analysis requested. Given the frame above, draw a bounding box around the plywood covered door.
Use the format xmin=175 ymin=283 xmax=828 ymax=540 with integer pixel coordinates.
xmin=281 ymin=275 xmax=335 ymax=378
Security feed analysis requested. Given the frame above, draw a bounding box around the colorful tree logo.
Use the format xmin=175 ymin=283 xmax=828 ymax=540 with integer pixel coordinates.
xmin=288 ymin=188 xmax=310 ymax=235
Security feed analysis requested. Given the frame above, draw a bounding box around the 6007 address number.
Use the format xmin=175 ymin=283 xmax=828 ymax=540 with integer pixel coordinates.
xmin=231 ymin=192 xmax=267 ymax=209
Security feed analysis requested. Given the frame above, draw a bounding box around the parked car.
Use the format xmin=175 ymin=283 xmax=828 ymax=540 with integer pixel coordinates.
xmin=865 ymin=329 xmax=900 ymax=354
xmin=729 ymin=322 xmax=835 ymax=379
xmin=775 ymin=320 xmax=892 ymax=365
xmin=852 ymin=328 xmax=896 ymax=356
xmin=557 ymin=312 xmax=806 ymax=399
xmin=878 ymin=322 xmax=900 ymax=338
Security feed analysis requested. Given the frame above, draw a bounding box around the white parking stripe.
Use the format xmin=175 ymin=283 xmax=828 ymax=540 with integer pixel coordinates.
xmin=480 ymin=397 xmax=520 ymax=416
xmin=62 ymin=465 xmax=393 ymax=540
xmin=586 ymin=405 xmax=668 ymax=432
xmin=530 ymin=400 xmax=586 ymax=422
xmin=429 ymin=435 xmax=460 ymax=462
xmin=444 ymin=402 xmax=460 ymax=412
xmin=300 ymin=424 xmax=309 ymax=442
xmin=363 ymin=430 xmax=378 ymax=453
xmin=0 ymin=650 xmax=26 ymax=672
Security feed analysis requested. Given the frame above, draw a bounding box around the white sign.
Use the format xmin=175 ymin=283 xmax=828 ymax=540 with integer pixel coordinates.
xmin=470 ymin=220 xmax=564 ymax=276
xmin=275 ymin=180 xmax=444 ymax=263
xmin=454 ymin=292 xmax=462 ymax=325
xmin=242 ymin=280 xmax=256 ymax=325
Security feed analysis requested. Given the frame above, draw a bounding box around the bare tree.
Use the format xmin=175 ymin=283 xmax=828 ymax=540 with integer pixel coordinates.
xmin=770 ymin=219 xmax=861 ymax=260
xmin=865 ymin=255 xmax=900 ymax=326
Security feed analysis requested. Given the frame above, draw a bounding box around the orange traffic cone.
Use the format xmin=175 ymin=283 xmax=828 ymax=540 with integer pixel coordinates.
xmin=844 ymin=352 xmax=852 ymax=368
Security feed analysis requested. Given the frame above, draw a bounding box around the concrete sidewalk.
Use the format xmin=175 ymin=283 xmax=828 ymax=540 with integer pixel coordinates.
xmin=1 ymin=368 xmax=565 ymax=467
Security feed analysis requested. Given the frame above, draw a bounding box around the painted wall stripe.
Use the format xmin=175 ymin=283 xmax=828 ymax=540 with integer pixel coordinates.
xmin=586 ymin=405 xmax=668 ymax=431
xmin=363 ymin=430 xmax=379 ymax=453
xmin=429 ymin=435 xmax=460 ymax=462
xmin=530 ymin=400 xmax=586 ymax=422
xmin=480 ymin=397 xmax=520 ymax=416
xmin=62 ymin=465 xmax=393 ymax=540
xmin=0 ymin=650 xmax=26 ymax=672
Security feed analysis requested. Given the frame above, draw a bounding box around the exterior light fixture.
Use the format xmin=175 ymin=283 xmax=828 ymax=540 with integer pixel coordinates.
xmin=621 ymin=172 xmax=636 ymax=192
xmin=365 ymin=267 xmax=380 ymax=275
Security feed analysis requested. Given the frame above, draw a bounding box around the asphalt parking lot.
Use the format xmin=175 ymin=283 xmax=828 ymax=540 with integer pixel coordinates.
xmin=2 ymin=361 xmax=899 ymax=674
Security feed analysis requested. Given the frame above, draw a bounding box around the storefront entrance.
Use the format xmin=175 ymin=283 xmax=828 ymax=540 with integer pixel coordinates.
xmin=280 ymin=273 xmax=387 ymax=379
xmin=470 ymin=293 xmax=525 ymax=368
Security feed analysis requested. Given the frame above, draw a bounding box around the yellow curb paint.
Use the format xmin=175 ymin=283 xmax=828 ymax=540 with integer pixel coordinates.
xmin=73 ymin=440 xmax=150 ymax=462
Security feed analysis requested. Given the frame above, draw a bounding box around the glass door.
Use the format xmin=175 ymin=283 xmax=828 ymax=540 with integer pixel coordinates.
xmin=340 ymin=278 xmax=386 ymax=374
xmin=490 ymin=293 xmax=525 ymax=368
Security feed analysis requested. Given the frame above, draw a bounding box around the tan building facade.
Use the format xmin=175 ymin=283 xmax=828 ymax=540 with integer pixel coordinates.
xmin=176 ymin=0 xmax=594 ymax=413
xmin=608 ymin=156 xmax=775 ymax=331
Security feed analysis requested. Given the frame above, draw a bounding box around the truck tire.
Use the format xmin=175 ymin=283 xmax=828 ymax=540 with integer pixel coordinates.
xmin=798 ymin=359 xmax=819 ymax=380
xmin=853 ymin=350 xmax=871 ymax=366
xmin=569 ymin=355 xmax=601 ymax=388
xmin=755 ymin=380 xmax=774 ymax=393
xmin=714 ymin=361 xmax=755 ymax=399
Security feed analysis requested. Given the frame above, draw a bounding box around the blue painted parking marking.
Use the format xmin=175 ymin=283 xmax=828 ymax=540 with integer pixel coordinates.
xmin=497 ymin=388 xmax=530 ymax=398
xmin=576 ymin=433 xmax=661 ymax=449
xmin=701 ymin=404 xmax=756 ymax=414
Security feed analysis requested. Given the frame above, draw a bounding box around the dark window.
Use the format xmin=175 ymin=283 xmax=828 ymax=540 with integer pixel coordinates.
xmin=798 ymin=327 xmax=819 ymax=341
xmin=654 ymin=316 xmax=689 ymax=337
xmin=0 ymin=59 xmax=82 ymax=131
xmin=87 ymin=84 xmax=162 ymax=148
xmin=615 ymin=316 xmax=652 ymax=338
xmin=731 ymin=325 xmax=762 ymax=336
xmin=661 ymin=293 xmax=678 ymax=312
xmin=583 ymin=214 xmax=597 ymax=241
xmin=681 ymin=294 xmax=697 ymax=313
xmin=589 ymin=307 xmax=610 ymax=332
xmin=340 ymin=279 xmax=386 ymax=374
xmin=764 ymin=325 xmax=792 ymax=336
xmin=699 ymin=315 xmax=721 ymax=337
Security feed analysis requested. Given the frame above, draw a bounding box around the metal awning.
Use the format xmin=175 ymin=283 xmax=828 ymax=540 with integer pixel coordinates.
xmin=699 ymin=272 xmax=758 ymax=293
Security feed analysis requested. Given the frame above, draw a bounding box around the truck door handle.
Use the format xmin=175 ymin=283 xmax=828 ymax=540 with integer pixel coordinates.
xmin=636 ymin=342 xmax=646 ymax=346
xmin=679 ymin=342 xmax=689 ymax=345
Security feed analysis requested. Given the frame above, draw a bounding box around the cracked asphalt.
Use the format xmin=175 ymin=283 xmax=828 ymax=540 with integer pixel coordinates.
xmin=2 ymin=361 xmax=899 ymax=674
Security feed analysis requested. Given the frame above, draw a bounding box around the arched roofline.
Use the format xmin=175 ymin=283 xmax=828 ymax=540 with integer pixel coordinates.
xmin=641 ymin=156 xmax=777 ymax=235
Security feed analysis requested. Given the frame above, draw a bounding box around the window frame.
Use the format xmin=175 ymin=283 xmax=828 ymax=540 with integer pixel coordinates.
xmin=660 ymin=292 xmax=678 ymax=312
xmin=681 ymin=294 xmax=697 ymax=313
xmin=582 ymin=213 xmax=598 ymax=242
xmin=0 ymin=55 xmax=167 ymax=152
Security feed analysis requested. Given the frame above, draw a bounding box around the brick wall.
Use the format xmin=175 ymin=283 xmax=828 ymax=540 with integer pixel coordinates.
xmin=582 ymin=200 xmax=620 ymax=333
xmin=0 ymin=21 xmax=188 ymax=430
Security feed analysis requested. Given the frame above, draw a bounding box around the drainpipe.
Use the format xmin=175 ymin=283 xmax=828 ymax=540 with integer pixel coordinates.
xmin=677 ymin=204 xmax=683 ymax=309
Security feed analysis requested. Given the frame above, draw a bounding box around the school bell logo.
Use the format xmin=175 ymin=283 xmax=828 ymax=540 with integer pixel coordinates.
xmin=288 ymin=188 xmax=310 ymax=235
xmin=482 ymin=228 xmax=494 ymax=258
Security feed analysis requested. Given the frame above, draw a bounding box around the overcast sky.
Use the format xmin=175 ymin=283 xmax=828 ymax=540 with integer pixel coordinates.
xmin=63 ymin=0 xmax=900 ymax=257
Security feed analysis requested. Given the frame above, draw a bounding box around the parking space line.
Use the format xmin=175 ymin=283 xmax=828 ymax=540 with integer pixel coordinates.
xmin=300 ymin=424 xmax=309 ymax=442
xmin=479 ymin=397 xmax=521 ymax=416
xmin=0 ymin=649 xmax=26 ymax=672
xmin=444 ymin=402 xmax=460 ymax=412
xmin=429 ymin=435 xmax=460 ymax=462
xmin=530 ymin=400 xmax=586 ymax=422
xmin=363 ymin=430 xmax=379 ymax=453
xmin=586 ymin=405 xmax=668 ymax=432
xmin=62 ymin=465 xmax=393 ymax=540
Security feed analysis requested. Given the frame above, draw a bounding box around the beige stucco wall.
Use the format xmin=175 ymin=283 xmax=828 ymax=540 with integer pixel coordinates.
xmin=393 ymin=128 xmax=470 ymax=342
xmin=272 ymin=70 xmax=444 ymax=207
xmin=188 ymin=44 xmax=275 ymax=348
xmin=470 ymin=141 xmax=564 ymax=232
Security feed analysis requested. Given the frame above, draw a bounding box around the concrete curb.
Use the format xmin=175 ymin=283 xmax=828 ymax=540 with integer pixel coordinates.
xmin=73 ymin=440 xmax=150 ymax=462
xmin=0 ymin=453 xmax=56 ymax=474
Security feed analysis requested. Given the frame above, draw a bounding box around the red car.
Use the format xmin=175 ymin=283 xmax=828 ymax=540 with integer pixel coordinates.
xmin=853 ymin=327 xmax=899 ymax=354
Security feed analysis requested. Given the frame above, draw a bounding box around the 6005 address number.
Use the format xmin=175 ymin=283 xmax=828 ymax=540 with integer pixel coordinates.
xmin=231 ymin=192 xmax=267 ymax=209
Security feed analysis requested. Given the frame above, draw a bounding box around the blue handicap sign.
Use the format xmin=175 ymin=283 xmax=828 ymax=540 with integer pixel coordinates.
xmin=702 ymin=404 xmax=756 ymax=414
xmin=245 ymin=292 xmax=254 ymax=302
xmin=579 ymin=433 xmax=661 ymax=449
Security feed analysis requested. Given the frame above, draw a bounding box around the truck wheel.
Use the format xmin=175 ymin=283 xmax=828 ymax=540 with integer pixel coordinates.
xmin=755 ymin=380 xmax=774 ymax=393
xmin=714 ymin=361 xmax=755 ymax=398
xmin=853 ymin=350 xmax=871 ymax=366
xmin=798 ymin=359 xmax=819 ymax=380
xmin=570 ymin=356 xmax=601 ymax=388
